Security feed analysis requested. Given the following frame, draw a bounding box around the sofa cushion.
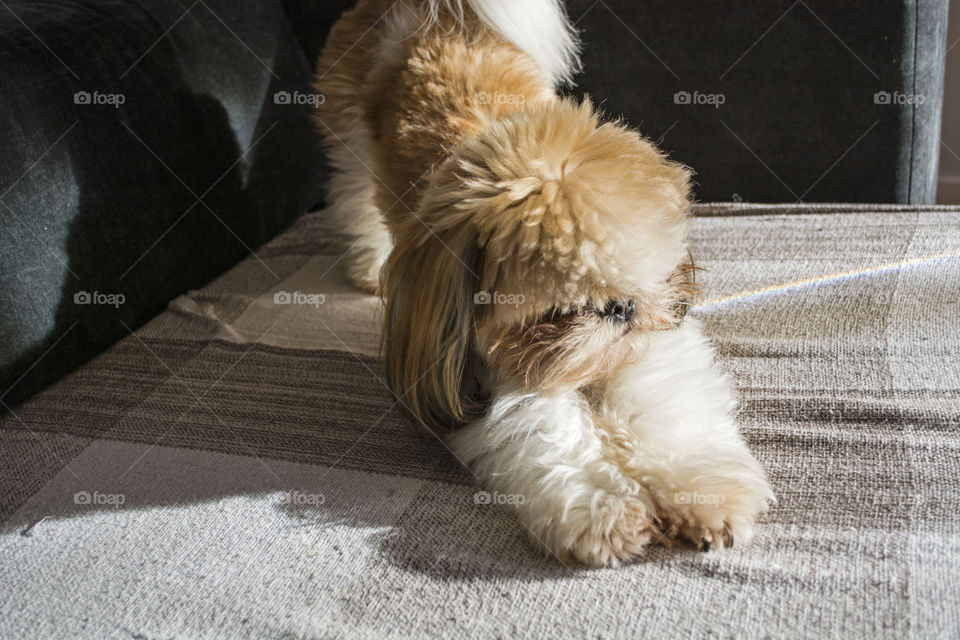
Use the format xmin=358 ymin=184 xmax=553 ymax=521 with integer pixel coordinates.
xmin=0 ymin=203 xmax=957 ymax=638
xmin=0 ymin=0 xmax=326 ymax=409
xmin=280 ymin=0 xmax=951 ymax=203
xmin=566 ymin=0 xmax=949 ymax=203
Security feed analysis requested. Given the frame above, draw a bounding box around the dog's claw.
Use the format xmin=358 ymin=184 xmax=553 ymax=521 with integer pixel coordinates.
xmin=722 ymin=526 xmax=734 ymax=548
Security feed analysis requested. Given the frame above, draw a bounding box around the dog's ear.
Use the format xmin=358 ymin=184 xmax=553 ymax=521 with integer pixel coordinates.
xmin=382 ymin=225 xmax=488 ymax=433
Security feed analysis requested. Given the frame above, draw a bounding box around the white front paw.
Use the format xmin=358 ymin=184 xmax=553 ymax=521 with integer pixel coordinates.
xmin=655 ymin=466 xmax=775 ymax=550
xmin=346 ymin=245 xmax=385 ymax=295
xmin=522 ymin=490 xmax=662 ymax=567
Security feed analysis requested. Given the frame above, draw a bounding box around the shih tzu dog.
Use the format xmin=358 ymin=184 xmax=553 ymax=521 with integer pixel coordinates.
xmin=315 ymin=0 xmax=774 ymax=566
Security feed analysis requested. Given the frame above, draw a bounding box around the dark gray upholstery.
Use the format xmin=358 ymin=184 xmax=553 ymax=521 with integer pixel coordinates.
xmin=0 ymin=0 xmax=336 ymax=409
xmin=280 ymin=0 xmax=951 ymax=203
xmin=0 ymin=0 xmax=950 ymax=408
xmin=566 ymin=0 xmax=950 ymax=203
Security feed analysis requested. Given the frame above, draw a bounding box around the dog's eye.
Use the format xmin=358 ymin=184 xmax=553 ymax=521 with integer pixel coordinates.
xmin=600 ymin=299 xmax=636 ymax=323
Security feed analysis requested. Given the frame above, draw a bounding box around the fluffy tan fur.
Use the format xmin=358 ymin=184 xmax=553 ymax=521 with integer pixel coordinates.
xmin=315 ymin=0 xmax=772 ymax=566
xmin=316 ymin=1 xmax=555 ymax=228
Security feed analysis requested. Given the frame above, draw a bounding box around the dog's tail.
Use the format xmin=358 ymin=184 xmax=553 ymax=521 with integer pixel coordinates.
xmin=419 ymin=0 xmax=581 ymax=87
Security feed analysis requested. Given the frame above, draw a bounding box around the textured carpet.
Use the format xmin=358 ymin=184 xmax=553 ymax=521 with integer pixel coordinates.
xmin=1 ymin=203 xmax=958 ymax=638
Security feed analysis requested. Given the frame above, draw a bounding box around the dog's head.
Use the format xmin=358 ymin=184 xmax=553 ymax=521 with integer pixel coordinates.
xmin=383 ymin=99 xmax=695 ymax=432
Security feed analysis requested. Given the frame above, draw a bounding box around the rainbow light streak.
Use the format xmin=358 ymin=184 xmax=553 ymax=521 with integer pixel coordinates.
xmin=692 ymin=250 xmax=960 ymax=313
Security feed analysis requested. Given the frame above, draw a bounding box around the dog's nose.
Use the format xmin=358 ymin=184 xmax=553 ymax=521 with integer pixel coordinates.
xmin=603 ymin=299 xmax=636 ymax=323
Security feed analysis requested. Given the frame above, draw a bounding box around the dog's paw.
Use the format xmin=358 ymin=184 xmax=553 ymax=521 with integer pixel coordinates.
xmin=656 ymin=475 xmax=774 ymax=551
xmin=345 ymin=246 xmax=387 ymax=295
xmin=659 ymin=511 xmax=735 ymax=551
xmin=349 ymin=272 xmax=381 ymax=296
xmin=533 ymin=494 xmax=662 ymax=567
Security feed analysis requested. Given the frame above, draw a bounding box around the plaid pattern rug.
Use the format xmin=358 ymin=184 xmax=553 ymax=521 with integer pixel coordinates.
xmin=1 ymin=204 xmax=958 ymax=638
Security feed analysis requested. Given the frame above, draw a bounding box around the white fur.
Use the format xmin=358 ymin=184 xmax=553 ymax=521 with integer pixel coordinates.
xmin=320 ymin=9 xmax=421 ymax=292
xmin=449 ymin=384 xmax=660 ymax=566
xmin=449 ymin=319 xmax=774 ymax=564
xmin=324 ymin=136 xmax=392 ymax=292
xmin=426 ymin=0 xmax=582 ymax=87
xmin=598 ymin=319 xmax=775 ymax=544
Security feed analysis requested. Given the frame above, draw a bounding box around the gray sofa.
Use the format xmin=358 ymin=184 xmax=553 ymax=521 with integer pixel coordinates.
xmin=1 ymin=1 xmax=958 ymax=638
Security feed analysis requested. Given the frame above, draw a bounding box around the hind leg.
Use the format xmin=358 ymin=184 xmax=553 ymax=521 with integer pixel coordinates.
xmin=313 ymin=0 xmax=395 ymax=294
xmin=323 ymin=126 xmax=392 ymax=294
